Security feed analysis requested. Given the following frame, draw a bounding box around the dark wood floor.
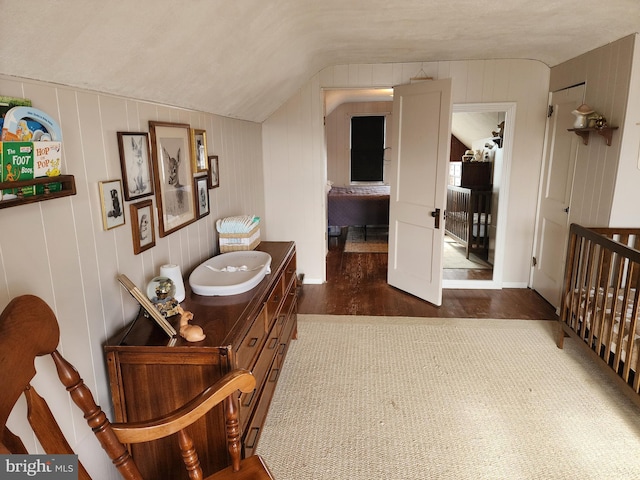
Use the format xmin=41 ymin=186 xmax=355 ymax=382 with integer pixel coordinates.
xmin=297 ymin=229 xmax=558 ymax=320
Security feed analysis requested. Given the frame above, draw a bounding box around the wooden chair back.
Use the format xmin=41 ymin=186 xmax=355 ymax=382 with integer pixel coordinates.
xmin=0 ymin=295 xmax=275 ymax=480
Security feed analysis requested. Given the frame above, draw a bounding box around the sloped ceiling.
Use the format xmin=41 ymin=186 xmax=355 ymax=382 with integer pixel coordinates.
xmin=1 ymin=1 xmax=638 ymax=123
xmin=452 ymin=112 xmax=504 ymax=149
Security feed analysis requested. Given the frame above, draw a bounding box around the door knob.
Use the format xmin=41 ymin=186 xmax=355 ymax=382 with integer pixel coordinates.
xmin=431 ymin=208 xmax=441 ymax=229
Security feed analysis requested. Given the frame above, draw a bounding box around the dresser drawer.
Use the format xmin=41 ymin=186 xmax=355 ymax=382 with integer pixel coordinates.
xmin=242 ymin=356 xmax=281 ymax=457
xmin=264 ymin=274 xmax=285 ymax=330
xmin=277 ymin=287 xmax=296 ymax=336
xmin=283 ymin=252 xmax=297 ymax=292
xmin=238 ymin=322 xmax=279 ymax=429
xmin=278 ymin=301 xmax=297 ymax=368
xmin=236 ymin=306 xmax=267 ymax=370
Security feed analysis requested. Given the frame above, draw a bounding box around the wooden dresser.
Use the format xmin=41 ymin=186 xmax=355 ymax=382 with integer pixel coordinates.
xmin=105 ymin=241 xmax=297 ymax=479
xmin=449 ymin=161 xmax=493 ymax=188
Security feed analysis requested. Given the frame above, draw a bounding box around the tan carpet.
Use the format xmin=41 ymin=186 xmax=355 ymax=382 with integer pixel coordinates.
xmin=344 ymin=226 xmax=388 ymax=253
xmin=256 ymin=315 xmax=640 ymax=479
xmin=443 ymin=235 xmax=491 ymax=269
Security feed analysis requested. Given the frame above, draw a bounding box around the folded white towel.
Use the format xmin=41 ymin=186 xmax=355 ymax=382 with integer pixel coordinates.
xmin=206 ymin=264 xmax=265 ymax=273
xmin=216 ymin=215 xmax=259 ymax=234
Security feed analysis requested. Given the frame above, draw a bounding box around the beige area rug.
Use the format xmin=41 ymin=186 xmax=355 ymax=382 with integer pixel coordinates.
xmin=344 ymin=226 xmax=388 ymax=253
xmin=256 ymin=315 xmax=640 ymax=479
xmin=443 ymin=235 xmax=492 ymax=269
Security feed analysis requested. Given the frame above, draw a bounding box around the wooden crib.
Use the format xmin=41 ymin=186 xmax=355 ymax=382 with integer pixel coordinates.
xmin=445 ymin=186 xmax=492 ymax=259
xmin=558 ymin=223 xmax=640 ymax=405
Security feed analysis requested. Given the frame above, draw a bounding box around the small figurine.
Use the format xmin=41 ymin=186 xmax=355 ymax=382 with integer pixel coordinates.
xmin=594 ymin=116 xmax=608 ymax=130
xmin=571 ymin=104 xmax=593 ymax=128
xmin=177 ymin=306 xmax=206 ymax=342
xmin=148 ymin=277 xmax=180 ymax=317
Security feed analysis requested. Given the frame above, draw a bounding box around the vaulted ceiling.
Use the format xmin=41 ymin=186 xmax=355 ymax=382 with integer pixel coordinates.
xmin=1 ymin=1 xmax=638 ymax=123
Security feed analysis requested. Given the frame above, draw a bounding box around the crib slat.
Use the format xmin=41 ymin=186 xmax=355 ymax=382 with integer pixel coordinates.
xmin=578 ymin=238 xmax=596 ymax=340
xmin=611 ymin=253 xmax=627 ymax=373
xmin=602 ymin=247 xmax=618 ymax=363
xmin=562 ymin=231 xmax=581 ymax=332
xmin=590 ymin=244 xmax=607 ymax=352
xmin=622 ymin=263 xmax=639 ymax=383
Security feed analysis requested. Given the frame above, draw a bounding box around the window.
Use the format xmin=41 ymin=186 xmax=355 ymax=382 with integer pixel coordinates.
xmin=350 ymin=115 xmax=385 ymax=183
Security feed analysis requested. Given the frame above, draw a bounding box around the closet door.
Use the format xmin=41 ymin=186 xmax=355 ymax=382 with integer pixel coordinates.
xmin=531 ymin=84 xmax=584 ymax=308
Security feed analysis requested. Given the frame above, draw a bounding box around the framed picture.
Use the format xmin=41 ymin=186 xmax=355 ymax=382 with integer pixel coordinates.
xmin=130 ymin=199 xmax=155 ymax=254
xmin=117 ymin=274 xmax=176 ymax=338
xmin=194 ymin=174 xmax=210 ymax=218
xmin=99 ymin=179 xmax=125 ymax=230
xmin=208 ymin=154 xmax=219 ymax=188
xmin=149 ymin=121 xmax=197 ymax=237
xmin=117 ymin=132 xmax=153 ymax=201
xmin=191 ymin=129 xmax=208 ymax=173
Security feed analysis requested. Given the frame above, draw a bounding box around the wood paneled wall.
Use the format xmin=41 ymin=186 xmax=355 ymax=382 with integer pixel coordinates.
xmin=0 ymin=75 xmax=264 ymax=478
xmin=549 ymin=34 xmax=639 ymax=227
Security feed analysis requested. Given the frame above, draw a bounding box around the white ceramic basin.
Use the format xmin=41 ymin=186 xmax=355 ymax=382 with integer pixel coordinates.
xmin=189 ymin=251 xmax=272 ymax=296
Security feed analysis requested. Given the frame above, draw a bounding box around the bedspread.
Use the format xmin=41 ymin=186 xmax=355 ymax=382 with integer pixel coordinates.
xmin=327 ymin=185 xmax=390 ymax=227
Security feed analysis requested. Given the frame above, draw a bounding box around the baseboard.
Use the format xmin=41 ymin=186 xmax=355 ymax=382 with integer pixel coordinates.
xmin=300 ymin=276 xmax=324 ymax=284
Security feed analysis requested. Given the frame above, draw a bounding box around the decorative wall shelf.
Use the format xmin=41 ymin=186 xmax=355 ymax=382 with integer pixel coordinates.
xmin=567 ymin=126 xmax=618 ymax=146
xmin=0 ymin=175 xmax=76 ymax=209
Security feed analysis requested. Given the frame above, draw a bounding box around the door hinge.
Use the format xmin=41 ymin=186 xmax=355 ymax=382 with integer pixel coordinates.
xmin=532 ymin=256 xmax=537 ymax=267
xmin=547 ymin=105 xmax=554 ymax=118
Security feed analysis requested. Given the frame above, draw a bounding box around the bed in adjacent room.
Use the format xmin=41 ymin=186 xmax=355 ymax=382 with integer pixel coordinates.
xmin=327 ymin=185 xmax=390 ymax=237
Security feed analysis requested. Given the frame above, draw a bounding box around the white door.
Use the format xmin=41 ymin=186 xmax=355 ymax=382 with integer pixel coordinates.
xmin=531 ymin=84 xmax=584 ymax=308
xmin=387 ymin=79 xmax=452 ymax=306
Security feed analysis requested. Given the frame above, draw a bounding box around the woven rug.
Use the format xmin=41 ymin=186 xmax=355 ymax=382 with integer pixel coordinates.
xmin=256 ymin=315 xmax=640 ymax=479
xmin=344 ymin=226 xmax=388 ymax=253
xmin=443 ymin=235 xmax=491 ymax=269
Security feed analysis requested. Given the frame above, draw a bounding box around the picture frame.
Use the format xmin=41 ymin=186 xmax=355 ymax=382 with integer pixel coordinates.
xmin=117 ymin=274 xmax=177 ymax=338
xmin=191 ymin=129 xmax=209 ymax=173
xmin=99 ymin=179 xmax=125 ymax=230
xmin=117 ymin=132 xmax=154 ymax=201
xmin=130 ymin=199 xmax=155 ymax=254
xmin=149 ymin=121 xmax=197 ymax=237
xmin=194 ymin=174 xmax=210 ymax=218
xmin=208 ymin=154 xmax=219 ymax=188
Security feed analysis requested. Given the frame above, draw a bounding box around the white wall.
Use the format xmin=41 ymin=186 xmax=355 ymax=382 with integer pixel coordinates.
xmin=263 ymin=60 xmax=550 ymax=285
xmin=326 ymin=101 xmax=393 ymax=186
xmin=0 ymin=75 xmax=264 ymax=478
xmin=611 ymin=34 xmax=640 ymax=226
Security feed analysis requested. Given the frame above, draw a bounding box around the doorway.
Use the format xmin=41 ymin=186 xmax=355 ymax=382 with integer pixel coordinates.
xmin=324 ymin=89 xmax=515 ymax=290
xmin=444 ymin=109 xmax=504 ymax=283
xmin=444 ymin=102 xmax=515 ymax=289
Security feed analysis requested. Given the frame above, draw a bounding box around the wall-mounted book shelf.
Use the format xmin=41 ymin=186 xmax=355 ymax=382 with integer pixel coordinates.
xmin=0 ymin=175 xmax=76 ymax=209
